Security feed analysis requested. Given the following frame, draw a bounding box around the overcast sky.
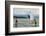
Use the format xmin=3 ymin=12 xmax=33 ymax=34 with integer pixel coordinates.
xmin=13 ymin=8 xmax=39 ymax=16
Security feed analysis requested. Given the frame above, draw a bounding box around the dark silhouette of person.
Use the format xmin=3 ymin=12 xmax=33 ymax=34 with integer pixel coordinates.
xmin=34 ymin=18 xmax=37 ymax=27
xmin=28 ymin=15 xmax=30 ymax=19
xmin=28 ymin=15 xmax=30 ymax=24
xmin=15 ymin=18 xmax=18 ymax=27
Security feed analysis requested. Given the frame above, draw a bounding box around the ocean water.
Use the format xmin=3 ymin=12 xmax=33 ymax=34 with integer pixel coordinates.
xmin=13 ymin=15 xmax=39 ymax=27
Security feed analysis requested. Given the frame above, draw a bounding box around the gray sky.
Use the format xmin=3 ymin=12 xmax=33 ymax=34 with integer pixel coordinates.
xmin=13 ymin=8 xmax=39 ymax=16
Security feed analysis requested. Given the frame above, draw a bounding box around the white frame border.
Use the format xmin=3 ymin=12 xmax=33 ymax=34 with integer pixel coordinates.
xmin=10 ymin=5 xmax=43 ymax=33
